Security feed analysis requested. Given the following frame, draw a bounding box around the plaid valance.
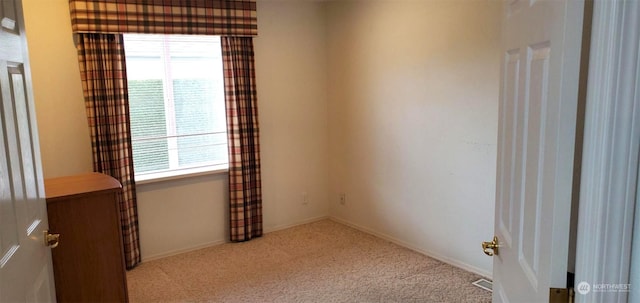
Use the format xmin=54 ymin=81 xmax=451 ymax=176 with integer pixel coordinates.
xmin=69 ymin=0 xmax=257 ymax=36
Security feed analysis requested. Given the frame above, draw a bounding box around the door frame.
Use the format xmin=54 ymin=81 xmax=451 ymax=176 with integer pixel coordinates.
xmin=574 ymin=0 xmax=640 ymax=302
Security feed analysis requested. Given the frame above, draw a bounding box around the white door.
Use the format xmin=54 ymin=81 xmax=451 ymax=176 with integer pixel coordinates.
xmin=490 ymin=0 xmax=584 ymax=302
xmin=0 ymin=0 xmax=57 ymax=301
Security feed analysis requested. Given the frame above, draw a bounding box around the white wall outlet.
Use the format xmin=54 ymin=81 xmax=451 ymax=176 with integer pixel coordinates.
xmin=302 ymin=192 xmax=309 ymax=205
xmin=339 ymin=193 xmax=346 ymax=205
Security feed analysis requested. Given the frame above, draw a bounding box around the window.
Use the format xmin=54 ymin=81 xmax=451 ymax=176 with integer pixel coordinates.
xmin=123 ymin=34 xmax=227 ymax=182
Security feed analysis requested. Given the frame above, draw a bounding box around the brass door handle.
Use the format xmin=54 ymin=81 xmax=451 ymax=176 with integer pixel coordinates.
xmin=44 ymin=230 xmax=60 ymax=248
xmin=482 ymin=236 xmax=499 ymax=256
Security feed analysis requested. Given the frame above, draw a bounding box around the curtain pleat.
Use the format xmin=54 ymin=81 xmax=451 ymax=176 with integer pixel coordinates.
xmin=221 ymin=36 xmax=263 ymax=241
xmin=76 ymin=33 xmax=141 ymax=269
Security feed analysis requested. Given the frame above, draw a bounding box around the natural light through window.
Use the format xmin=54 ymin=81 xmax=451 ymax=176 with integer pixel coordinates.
xmin=123 ymin=34 xmax=227 ymax=182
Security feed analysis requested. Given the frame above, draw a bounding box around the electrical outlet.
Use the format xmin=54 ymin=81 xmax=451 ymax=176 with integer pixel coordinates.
xmin=339 ymin=193 xmax=346 ymax=205
xmin=302 ymin=192 xmax=309 ymax=205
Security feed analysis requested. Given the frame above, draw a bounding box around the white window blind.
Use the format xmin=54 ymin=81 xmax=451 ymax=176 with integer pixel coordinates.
xmin=123 ymin=34 xmax=227 ymax=181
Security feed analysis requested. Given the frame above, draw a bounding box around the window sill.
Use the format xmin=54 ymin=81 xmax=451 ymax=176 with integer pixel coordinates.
xmin=135 ymin=165 xmax=228 ymax=185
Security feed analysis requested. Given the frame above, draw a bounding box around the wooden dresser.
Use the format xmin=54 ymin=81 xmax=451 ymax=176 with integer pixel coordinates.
xmin=45 ymin=172 xmax=129 ymax=302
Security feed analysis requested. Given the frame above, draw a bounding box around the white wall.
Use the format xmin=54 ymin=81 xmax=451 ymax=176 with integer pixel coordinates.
xmin=254 ymin=0 xmax=330 ymax=234
xmin=22 ymin=0 xmax=93 ymax=178
xmin=325 ymin=0 xmax=501 ymax=276
xmin=136 ymin=174 xmax=230 ymax=259
xmin=22 ymin=0 xmax=330 ymax=261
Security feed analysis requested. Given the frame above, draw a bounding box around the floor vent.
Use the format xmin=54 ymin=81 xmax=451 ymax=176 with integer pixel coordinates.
xmin=472 ymin=278 xmax=493 ymax=292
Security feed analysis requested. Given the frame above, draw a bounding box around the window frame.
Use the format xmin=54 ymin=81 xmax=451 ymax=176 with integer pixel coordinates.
xmin=123 ymin=34 xmax=229 ymax=183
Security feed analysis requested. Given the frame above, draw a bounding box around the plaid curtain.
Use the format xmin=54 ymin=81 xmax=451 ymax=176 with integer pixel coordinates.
xmin=76 ymin=33 xmax=141 ymax=269
xmin=69 ymin=0 xmax=257 ymax=36
xmin=222 ymin=37 xmax=263 ymax=241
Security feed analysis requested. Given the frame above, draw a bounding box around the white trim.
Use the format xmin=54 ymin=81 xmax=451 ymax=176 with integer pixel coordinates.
xmin=135 ymin=164 xmax=228 ymax=185
xmin=263 ymin=215 xmax=329 ymax=233
xmin=329 ymin=216 xmax=492 ymax=279
xmin=631 ymin=159 xmax=640 ymax=302
xmin=575 ymin=1 xmax=640 ymax=302
xmin=141 ymin=239 xmax=226 ymax=262
xmin=139 ymin=215 xmax=329 ymax=262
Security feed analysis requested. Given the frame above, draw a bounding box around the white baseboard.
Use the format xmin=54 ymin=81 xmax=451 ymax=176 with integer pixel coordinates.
xmin=141 ymin=239 xmax=226 ymax=262
xmin=140 ymin=215 xmax=330 ymax=263
xmin=329 ymin=216 xmax=493 ymax=279
xmin=264 ymin=215 xmax=330 ymax=233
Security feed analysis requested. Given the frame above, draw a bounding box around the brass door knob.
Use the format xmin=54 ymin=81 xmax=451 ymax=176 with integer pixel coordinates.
xmin=482 ymin=236 xmax=499 ymax=256
xmin=44 ymin=230 xmax=60 ymax=248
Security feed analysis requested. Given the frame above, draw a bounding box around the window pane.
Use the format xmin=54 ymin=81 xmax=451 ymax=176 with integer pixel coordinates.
xmin=176 ymin=133 xmax=228 ymax=167
xmin=132 ymin=138 xmax=170 ymax=173
xmin=127 ymin=79 xmax=170 ymax=173
xmin=173 ymin=78 xmax=216 ymax=136
xmin=173 ymin=78 xmax=225 ymax=167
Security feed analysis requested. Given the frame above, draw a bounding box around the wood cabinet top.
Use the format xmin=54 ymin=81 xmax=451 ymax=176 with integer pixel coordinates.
xmin=45 ymin=172 xmax=122 ymax=201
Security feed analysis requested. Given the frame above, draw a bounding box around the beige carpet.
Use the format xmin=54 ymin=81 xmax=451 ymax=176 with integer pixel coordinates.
xmin=127 ymin=220 xmax=492 ymax=302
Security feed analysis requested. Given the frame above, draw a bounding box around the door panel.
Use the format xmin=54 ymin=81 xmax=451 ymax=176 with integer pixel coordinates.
xmin=519 ymin=43 xmax=549 ymax=288
xmin=498 ymin=49 xmax=519 ymax=249
xmin=492 ymin=0 xmax=584 ymax=301
xmin=0 ymin=95 xmax=19 ymax=267
xmin=0 ymin=0 xmax=56 ymax=301
xmin=10 ymin=64 xmax=42 ymax=232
